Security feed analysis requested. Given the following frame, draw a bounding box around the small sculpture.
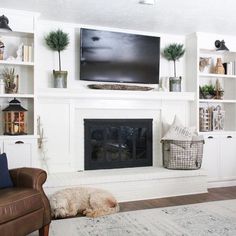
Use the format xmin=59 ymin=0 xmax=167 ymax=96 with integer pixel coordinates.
xmin=16 ymin=43 xmax=23 ymax=61
xmin=212 ymin=105 xmax=225 ymax=131
xmin=199 ymin=57 xmax=211 ymax=72
xmin=214 ymin=79 xmax=224 ymax=99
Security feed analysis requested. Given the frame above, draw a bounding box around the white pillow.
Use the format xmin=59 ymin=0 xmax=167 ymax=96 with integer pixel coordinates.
xmin=162 ymin=116 xmax=197 ymax=141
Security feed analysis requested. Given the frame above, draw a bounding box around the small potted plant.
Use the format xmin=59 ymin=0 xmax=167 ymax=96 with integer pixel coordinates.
xmin=199 ymin=84 xmax=216 ymax=99
xmin=45 ymin=29 xmax=69 ymax=88
xmin=163 ymin=43 xmax=185 ymax=92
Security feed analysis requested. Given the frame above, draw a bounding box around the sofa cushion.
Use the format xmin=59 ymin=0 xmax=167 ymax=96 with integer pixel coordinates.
xmin=0 ymin=153 xmax=13 ymax=189
xmin=0 ymin=188 xmax=43 ymax=224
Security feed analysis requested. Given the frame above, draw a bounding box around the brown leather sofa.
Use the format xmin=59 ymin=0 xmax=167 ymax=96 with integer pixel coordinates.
xmin=0 ymin=168 xmax=51 ymax=236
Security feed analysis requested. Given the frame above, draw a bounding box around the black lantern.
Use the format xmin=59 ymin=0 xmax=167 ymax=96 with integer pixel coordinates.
xmin=2 ymin=98 xmax=27 ymax=135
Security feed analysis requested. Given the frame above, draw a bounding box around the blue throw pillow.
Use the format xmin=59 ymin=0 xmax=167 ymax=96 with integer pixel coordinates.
xmin=0 ymin=153 xmax=13 ymax=189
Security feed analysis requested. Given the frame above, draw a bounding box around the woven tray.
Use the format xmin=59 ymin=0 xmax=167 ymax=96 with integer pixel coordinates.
xmin=87 ymin=84 xmax=154 ymax=91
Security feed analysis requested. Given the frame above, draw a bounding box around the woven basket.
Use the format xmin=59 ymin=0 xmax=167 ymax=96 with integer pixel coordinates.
xmin=161 ymin=140 xmax=204 ymax=170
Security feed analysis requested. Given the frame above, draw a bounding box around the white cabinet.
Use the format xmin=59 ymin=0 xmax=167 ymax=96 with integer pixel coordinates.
xmin=220 ymin=136 xmax=236 ymax=180
xmin=202 ymin=135 xmax=220 ymax=181
xmin=203 ymin=134 xmax=236 ymax=185
xmin=0 ymin=137 xmax=37 ymax=169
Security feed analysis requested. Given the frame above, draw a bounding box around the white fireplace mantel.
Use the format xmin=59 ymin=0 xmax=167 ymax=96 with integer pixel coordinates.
xmin=37 ymin=88 xmax=195 ymax=101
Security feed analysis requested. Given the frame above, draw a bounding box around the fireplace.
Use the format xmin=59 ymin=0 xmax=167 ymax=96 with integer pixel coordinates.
xmin=84 ymin=119 xmax=153 ymax=170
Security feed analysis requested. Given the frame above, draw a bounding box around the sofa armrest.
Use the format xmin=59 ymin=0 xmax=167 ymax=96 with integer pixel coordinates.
xmin=9 ymin=167 xmax=47 ymax=190
xmin=9 ymin=168 xmax=51 ymax=226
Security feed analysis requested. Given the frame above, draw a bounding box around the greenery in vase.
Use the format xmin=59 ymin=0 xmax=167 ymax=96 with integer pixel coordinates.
xmin=199 ymin=84 xmax=216 ymax=98
xmin=45 ymin=29 xmax=69 ymax=71
xmin=163 ymin=43 xmax=185 ymax=77
xmin=1 ymin=67 xmax=18 ymax=93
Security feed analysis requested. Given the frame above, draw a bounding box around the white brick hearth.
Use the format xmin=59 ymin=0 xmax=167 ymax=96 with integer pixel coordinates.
xmin=44 ymin=167 xmax=207 ymax=202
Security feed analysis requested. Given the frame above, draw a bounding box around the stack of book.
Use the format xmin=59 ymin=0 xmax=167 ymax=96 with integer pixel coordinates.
xmin=223 ymin=61 xmax=236 ymax=75
xmin=22 ymin=45 xmax=33 ymax=62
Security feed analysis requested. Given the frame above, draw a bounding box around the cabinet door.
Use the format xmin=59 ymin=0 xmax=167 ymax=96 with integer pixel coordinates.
xmin=3 ymin=139 xmax=33 ymax=169
xmin=220 ymin=136 xmax=236 ymax=180
xmin=201 ymin=135 xmax=221 ymax=181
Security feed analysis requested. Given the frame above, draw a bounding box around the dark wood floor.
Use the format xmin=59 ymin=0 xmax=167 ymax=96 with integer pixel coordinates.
xmin=119 ymin=186 xmax=236 ymax=212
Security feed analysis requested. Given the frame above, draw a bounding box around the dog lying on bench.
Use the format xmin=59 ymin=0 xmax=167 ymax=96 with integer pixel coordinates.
xmin=49 ymin=187 xmax=119 ymax=218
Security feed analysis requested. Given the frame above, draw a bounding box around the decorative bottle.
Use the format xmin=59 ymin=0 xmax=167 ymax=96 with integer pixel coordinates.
xmin=214 ymin=58 xmax=225 ymax=74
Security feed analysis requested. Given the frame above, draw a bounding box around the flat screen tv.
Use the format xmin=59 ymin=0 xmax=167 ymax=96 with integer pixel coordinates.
xmin=80 ymin=28 xmax=160 ymax=84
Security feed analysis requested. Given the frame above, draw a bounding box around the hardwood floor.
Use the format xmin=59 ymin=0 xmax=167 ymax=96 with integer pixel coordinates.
xmin=119 ymin=186 xmax=236 ymax=212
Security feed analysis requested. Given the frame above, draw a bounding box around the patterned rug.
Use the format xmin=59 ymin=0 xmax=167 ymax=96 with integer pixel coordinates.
xmin=29 ymin=199 xmax=236 ymax=236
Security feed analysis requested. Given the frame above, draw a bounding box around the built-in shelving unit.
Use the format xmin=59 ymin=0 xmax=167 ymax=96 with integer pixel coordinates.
xmin=186 ymin=33 xmax=236 ymax=186
xmin=198 ymin=48 xmax=236 ymax=133
xmin=0 ymin=20 xmax=35 ymax=136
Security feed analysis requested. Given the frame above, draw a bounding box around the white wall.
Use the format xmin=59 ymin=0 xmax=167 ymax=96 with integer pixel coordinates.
xmin=35 ymin=19 xmax=186 ymax=91
xmin=34 ymin=19 xmax=193 ymax=173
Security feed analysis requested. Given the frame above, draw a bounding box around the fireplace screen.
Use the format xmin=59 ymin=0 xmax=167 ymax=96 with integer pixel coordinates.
xmin=84 ymin=119 xmax=152 ymax=170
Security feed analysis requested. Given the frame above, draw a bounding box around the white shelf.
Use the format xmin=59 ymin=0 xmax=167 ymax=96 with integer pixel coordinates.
xmin=0 ymin=94 xmax=34 ymax=98
xmin=199 ymin=73 xmax=236 ymax=79
xmin=0 ymin=31 xmax=34 ymax=38
xmin=200 ymin=48 xmax=236 ymax=56
xmin=37 ymin=89 xmax=195 ymax=101
xmin=0 ymin=60 xmax=34 ymax=66
xmin=199 ymin=99 xmax=236 ymax=103
xmin=0 ymin=135 xmax=38 ymax=140
xmin=199 ymin=131 xmax=236 ymax=136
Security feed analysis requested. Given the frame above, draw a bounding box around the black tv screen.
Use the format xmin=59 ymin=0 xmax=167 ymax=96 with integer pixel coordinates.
xmin=80 ymin=28 xmax=160 ymax=84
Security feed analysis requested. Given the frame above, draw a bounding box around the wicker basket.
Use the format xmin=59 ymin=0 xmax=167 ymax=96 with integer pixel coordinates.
xmin=161 ymin=140 xmax=204 ymax=170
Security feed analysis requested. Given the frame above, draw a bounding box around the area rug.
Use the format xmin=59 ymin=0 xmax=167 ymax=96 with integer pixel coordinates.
xmin=29 ymin=199 xmax=236 ymax=236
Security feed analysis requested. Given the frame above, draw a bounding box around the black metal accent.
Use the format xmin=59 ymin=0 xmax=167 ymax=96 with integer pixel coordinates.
xmin=15 ymin=141 xmax=24 ymax=144
xmin=84 ymin=119 xmax=153 ymax=170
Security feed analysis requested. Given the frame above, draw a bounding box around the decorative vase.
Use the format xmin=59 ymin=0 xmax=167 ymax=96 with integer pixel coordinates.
xmin=5 ymin=75 xmax=19 ymax=94
xmin=53 ymin=70 xmax=67 ymax=88
xmin=214 ymin=58 xmax=225 ymax=74
xmin=169 ymin=77 xmax=181 ymax=92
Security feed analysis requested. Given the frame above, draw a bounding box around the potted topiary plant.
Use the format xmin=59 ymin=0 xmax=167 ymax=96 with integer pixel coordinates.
xmin=45 ymin=29 xmax=69 ymax=88
xmin=163 ymin=43 xmax=185 ymax=92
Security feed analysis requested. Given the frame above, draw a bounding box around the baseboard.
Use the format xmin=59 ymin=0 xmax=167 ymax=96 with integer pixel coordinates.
xmin=208 ymin=180 xmax=236 ymax=188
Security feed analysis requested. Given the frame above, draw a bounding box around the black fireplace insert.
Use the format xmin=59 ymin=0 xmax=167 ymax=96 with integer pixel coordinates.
xmin=84 ymin=119 xmax=153 ymax=170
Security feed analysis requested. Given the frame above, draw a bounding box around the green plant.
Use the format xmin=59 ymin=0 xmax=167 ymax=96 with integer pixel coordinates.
xmin=45 ymin=29 xmax=69 ymax=71
xmin=200 ymin=84 xmax=216 ymax=98
xmin=1 ymin=67 xmax=18 ymax=93
xmin=163 ymin=43 xmax=185 ymax=77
